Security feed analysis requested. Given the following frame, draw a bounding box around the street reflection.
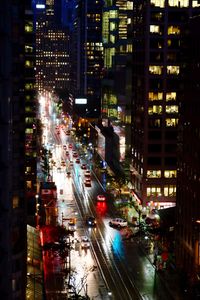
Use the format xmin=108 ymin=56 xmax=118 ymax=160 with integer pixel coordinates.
xmin=96 ymin=201 xmax=107 ymax=216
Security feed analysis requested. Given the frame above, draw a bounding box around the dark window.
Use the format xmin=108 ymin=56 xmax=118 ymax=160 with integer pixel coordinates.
xmin=149 ymin=78 xmax=163 ymax=89
xmin=150 ymin=51 xmax=163 ymax=62
xmin=150 ymin=12 xmax=164 ymax=22
xmin=147 ymin=157 xmax=161 ymax=165
xmin=164 ymin=157 xmax=177 ymax=166
xmin=148 ymin=131 xmax=162 ymax=140
xmin=165 ymin=143 xmax=177 ymax=153
xmin=165 ymin=131 xmax=177 ymax=140
xmin=148 ymin=144 xmax=162 ymax=152
xmin=150 ymin=38 xmax=164 ymax=49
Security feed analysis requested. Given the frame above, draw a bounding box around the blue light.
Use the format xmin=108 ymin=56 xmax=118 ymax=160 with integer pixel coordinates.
xmin=36 ymin=4 xmax=45 ymax=9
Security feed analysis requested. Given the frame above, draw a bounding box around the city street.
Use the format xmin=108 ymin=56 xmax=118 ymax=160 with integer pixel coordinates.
xmin=37 ymin=97 xmax=176 ymax=300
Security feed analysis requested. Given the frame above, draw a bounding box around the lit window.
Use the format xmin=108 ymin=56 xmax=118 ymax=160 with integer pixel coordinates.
xmin=25 ymin=60 xmax=34 ymax=68
xmin=167 ymin=65 xmax=180 ymax=75
xmin=166 ymin=92 xmax=176 ymax=101
xmin=168 ymin=26 xmax=180 ymax=35
xmin=147 ymin=186 xmax=161 ymax=197
xmin=149 ymin=92 xmax=163 ymax=101
xmin=110 ymin=22 xmax=117 ymax=31
xmin=25 ymin=45 xmax=33 ymax=53
xmin=148 ymin=105 xmax=162 ymax=115
xmin=164 ymin=185 xmax=176 ymax=196
xmin=166 ymin=105 xmax=178 ymax=113
xmin=150 ymin=25 xmax=160 ymax=33
xmin=127 ymin=1 xmax=133 ymax=9
xmin=165 ymin=118 xmax=178 ymax=127
xmin=147 ymin=170 xmax=161 ymax=178
xmin=149 ymin=65 xmax=163 ymax=75
xmin=168 ymin=0 xmax=189 ymax=7
xmin=193 ymin=0 xmax=200 ymax=7
xmin=164 ymin=170 xmax=177 ymax=178
xmin=13 ymin=196 xmax=19 ymax=209
xmin=150 ymin=0 xmax=165 ymax=7
xmin=25 ymin=21 xmax=33 ymax=33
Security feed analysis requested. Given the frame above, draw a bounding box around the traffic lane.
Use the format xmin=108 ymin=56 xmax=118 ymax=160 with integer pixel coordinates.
xmin=74 ymin=171 xmax=172 ymax=300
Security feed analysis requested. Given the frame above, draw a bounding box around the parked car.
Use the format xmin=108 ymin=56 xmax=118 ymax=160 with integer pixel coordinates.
xmin=109 ymin=218 xmax=128 ymax=228
xmin=86 ymin=216 xmax=96 ymax=227
xmin=81 ymin=236 xmax=90 ymax=248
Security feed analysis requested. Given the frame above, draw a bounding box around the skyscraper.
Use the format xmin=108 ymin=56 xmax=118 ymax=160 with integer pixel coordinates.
xmin=176 ymin=14 xmax=200 ymax=290
xmin=25 ymin=2 xmax=38 ymax=219
xmin=34 ymin=0 xmax=70 ymax=93
xmin=0 ymin=1 xmax=27 ymax=299
xmin=130 ymin=0 xmax=200 ymax=208
xmin=70 ymin=0 xmax=104 ymax=118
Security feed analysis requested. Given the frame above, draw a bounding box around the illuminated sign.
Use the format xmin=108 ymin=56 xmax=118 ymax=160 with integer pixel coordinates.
xmin=36 ymin=4 xmax=45 ymax=9
xmin=75 ymin=98 xmax=87 ymax=104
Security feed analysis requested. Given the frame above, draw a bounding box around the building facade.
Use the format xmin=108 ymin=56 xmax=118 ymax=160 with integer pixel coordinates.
xmin=0 ymin=1 xmax=27 ymax=299
xmin=70 ymin=0 xmax=104 ymax=118
xmin=34 ymin=0 xmax=70 ymax=93
xmin=176 ymin=15 xmax=200 ymax=288
xmin=25 ymin=3 xmax=38 ymax=212
xmin=131 ymin=0 xmax=200 ymax=208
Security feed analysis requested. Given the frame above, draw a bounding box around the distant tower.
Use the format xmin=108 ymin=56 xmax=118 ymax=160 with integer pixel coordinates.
xmin=34 ymin=0 xmax=70 ymax=93
xmin=71 ymin=0 xmax=104 ymax=118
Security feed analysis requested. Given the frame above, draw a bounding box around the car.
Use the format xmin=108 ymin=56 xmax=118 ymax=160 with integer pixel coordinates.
xmin=66 ymin=151 xmax=69 ymax=156
xmin=68 ymin=218 xmax=76 ymax=232
xmin=63 ymin=145 xmax=67 ymax=150
xmin=73 ymin=152 xmax=78 ymax=158
xmin=81 ymin=236 xmax=90 ymax=248
xmin=66 ymin=171 xmax=71 ymax=177
xmin=75 ymin=158 xmax=80 ymax=164
xmin=68 ymin=143 xmax=73 ymax=149
xmin=84 ymin=170 xmax=91 ymax=178
xmin=69 ymin=161 xmax=74 ymax=167
xmin=86 ymin=216 xmax=96 ymax=227
xmin=61 ymin=160 xmax=66 ymax=167
xmin=109 ymin=218 xmax=128 ymax=228
xmin=66 ymin=130 xmax=70 ymax=135
xmin=97 ymin=194 xmax=106 ymax=202
xmin=81 ymin=163 xmax=87 ymax=170
xmin=84 ymin=178 xmax=91 ymax=187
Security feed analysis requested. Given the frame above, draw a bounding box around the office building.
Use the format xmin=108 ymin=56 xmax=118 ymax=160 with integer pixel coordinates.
xmin=176 ymin=15 xmax=200 ymax=288
xmin=25 ymin=3 xmax=38 ymax=213
xmin=101 ymin=0 xmax=133 ymax=175
xmin=0 ymin=1 xmax=27 ymax=299
xmin=71 ymin=0 xmax=104 ymax=118
xmin=34 ymin=0 xmax=70 ymax=93
xmin=130 ymin=0 xmax=200 ymax=208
